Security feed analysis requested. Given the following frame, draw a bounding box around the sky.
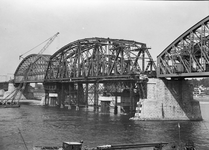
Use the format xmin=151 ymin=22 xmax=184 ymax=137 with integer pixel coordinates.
xmin=0 ymin=0 xmax=209 ymax=81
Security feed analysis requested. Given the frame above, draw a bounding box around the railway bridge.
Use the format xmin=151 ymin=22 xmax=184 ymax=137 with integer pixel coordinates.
xmin=13 ymin=15 xmax=209 ymax=120
xmin=14 ymin=38 xmax=156 ymax=113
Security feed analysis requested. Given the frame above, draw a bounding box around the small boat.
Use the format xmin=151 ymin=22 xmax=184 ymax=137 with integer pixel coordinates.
xmin=0 ymin=99 xmax=20 ymax=108
xmin=33 ymin=141 xmax=169 ymax=150
xmin=33 ymin=141 xmax=83 ymax=150
xmin=0 ymin=102 xmax=20 ymax=108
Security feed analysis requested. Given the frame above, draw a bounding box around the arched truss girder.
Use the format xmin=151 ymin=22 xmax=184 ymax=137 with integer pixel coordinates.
xmin=157 ymin=15 xmax=209 ymax=78
xmin=45 ymin=37 xmax=156 ymax=82
xmin=14 ymin=54 xmax=51 ymax=83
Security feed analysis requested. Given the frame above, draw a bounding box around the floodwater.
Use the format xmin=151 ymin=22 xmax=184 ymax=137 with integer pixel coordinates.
xmin=0 ymin=102 xmax=209 ymax=150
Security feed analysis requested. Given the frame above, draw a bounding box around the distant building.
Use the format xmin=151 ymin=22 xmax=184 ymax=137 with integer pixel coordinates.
xmin=193 ymin=85 xmax=206 ymax=96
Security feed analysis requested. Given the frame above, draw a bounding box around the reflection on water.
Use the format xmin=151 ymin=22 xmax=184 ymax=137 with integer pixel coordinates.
xmin=0 ymin=102 xmax=209 ymax=150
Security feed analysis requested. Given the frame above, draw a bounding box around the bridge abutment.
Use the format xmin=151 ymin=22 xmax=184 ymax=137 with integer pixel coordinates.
xmin=132 ymin=78 xmax=202 ymax=120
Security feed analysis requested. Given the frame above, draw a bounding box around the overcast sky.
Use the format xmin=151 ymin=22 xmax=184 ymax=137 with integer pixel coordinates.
xmin=0 ymin=0 xmax=209 ymax=81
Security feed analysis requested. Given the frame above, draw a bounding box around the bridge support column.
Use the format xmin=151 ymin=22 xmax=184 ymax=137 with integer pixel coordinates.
xmin=129 ymin=82 xmax=135 ymax=114
xmin=94 ymin=82 xmax=99 ymax=111
xmin=114 ymin=95 xmax=118 ymax=114
xmin=57 ymin=83 xmax=67 ymax=108
xmin=77 ymin=83 xmax=85 ymax=107
xmin=44 ymin=92 xmax=49 ymax=106
xmin=69 ymin=83 xmax=75 ymax=106
xmin=23 ymin=83 xmax=34 ymax=99
xmin=132 ymin=78 xmax=202 ymax=120
xmin=85 ymin=83 xmax=89 ymax=108
xmin=114 ymin=84 xmax=118 ymax=114
xmin=61 ymin=83 xmax=65 ymax=108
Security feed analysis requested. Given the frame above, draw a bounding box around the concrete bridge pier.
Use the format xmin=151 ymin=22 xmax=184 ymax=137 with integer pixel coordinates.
xmin=132 ymin=78 xmax=202 ymax=120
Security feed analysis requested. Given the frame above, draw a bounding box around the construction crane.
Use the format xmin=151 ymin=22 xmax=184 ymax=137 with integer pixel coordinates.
xmin=2 ymin=32 xmax=59 ymax=105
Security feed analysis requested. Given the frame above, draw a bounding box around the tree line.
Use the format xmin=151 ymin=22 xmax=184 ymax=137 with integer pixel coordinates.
xmin=189 ymin=78 xmax=209 ymax=87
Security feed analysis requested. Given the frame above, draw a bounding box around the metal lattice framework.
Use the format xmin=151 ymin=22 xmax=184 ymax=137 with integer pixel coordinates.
xmin=45 ymin=37 xmax=156 ymax=82
xmin=14 ymin=54 xmax=51 ymax=83
xmin=157 ymin=15 xmax=209 ymax=78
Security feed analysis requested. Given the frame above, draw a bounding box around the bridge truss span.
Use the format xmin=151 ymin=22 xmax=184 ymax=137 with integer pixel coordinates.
xmin=14 ymin=54 xmax=51 ymax=83
xmin=45 ymin=37 xmax=156 ymax=83
xmin=157 ymin=15 xmax=209 ymax=78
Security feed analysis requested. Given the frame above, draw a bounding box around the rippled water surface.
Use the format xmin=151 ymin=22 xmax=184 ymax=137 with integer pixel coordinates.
xmin=0 ymin=102 xmax=209 ymax=150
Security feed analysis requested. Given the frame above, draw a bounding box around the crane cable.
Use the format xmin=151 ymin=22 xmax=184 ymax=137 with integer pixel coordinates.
xmin=19 ymin=33 xmax=58 ymax=60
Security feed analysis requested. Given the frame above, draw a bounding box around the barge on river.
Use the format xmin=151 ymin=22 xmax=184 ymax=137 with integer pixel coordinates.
xmin=33 ymin=141 xmax=196 ymax=150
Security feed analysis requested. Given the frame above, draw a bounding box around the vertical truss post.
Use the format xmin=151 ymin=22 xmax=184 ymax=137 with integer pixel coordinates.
xmin=142 ymin=45 xmax=146 ymax=72
xmin=77 ymin=44 xmax=81 ymax=77
xmin=121 ymin=48 xmax=124 ymax=74
xmin=96 ymin=44 xmax=100 ymax=76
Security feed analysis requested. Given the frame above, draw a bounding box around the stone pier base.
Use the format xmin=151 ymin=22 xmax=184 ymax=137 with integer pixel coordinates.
xmin=132 ymin=78 xmax=202 ymax=120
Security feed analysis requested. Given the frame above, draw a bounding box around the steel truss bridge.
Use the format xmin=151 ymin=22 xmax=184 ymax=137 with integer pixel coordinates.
xmin=14 ymin=16 xmax=209 ymax=83
xmin=14 ymin=54 xmax=51 ymax=83
xmin=14 ymin=38 xmax=156 ymax=111
xmin=12 ymin=15 xmax=209 ymax=112
xmin=157 ymin=15 xmax=209 ymax=78
xmin=15 ymin=38 xmax=156 ymax=84
xmin=45 ymin=38 xmax=156 ymax=81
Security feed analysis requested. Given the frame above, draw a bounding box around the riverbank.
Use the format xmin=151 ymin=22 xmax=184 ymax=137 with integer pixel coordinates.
xmin=193 ymin=95 xmax=209 ymax=103
xmin=19 ymin=99 xmax=41 ymax=105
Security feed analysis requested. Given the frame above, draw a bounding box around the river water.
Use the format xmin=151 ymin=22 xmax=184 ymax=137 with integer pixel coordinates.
xmin=0 ymin=102 xmax=209 ymax=150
